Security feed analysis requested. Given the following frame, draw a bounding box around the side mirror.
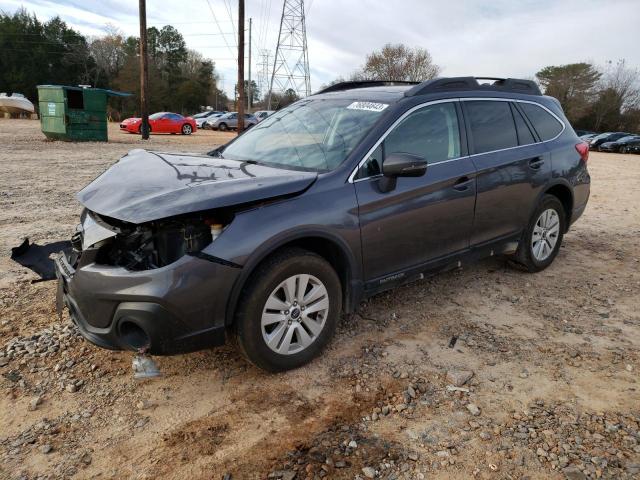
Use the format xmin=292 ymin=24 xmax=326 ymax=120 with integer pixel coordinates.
xmin=377 ymin=153 xmax=427 ymax=193
xmin=383 ymin=153 xmax=428 ymax=178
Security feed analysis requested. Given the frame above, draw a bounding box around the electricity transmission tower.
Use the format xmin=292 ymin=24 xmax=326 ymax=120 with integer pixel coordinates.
xmin=267 ymin=0 xmax=311 ymax=109
xmin=256 ymin=49 xmax=271 ymax=102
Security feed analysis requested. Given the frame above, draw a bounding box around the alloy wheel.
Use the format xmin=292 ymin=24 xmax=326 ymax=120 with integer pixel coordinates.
xmin=261 ymin=274 xmax=329 ymax=355
xmin=531 ymin=208 xmax=560 ymax=262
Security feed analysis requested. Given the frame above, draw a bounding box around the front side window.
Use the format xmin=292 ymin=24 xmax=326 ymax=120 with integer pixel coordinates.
xmin=519 ymin=103 xmax=563 ymax=141
xmin=221 ymin=99 xmax=387 ymax=171
xmin=356 ymin=102 xmax=461 ymax=179
xmin=466 ymin=100 xmax=518 ymax=154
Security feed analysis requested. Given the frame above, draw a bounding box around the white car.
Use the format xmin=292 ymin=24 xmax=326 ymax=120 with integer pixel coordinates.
xmin=254 ymin=110 xmax=275 ymax=122
xmin=193 ymin=111 xmax=224 ymax=129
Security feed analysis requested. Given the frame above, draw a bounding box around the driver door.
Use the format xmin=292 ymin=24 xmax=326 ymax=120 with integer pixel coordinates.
xmin=353 ymin=101 xmax=477 ymax=283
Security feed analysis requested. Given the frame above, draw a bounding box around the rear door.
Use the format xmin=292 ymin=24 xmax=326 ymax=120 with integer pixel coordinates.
xmin=462 ymin=99 xmax=551 ymax=245
xmin=354 ymin=100 xmax=477 ymax=282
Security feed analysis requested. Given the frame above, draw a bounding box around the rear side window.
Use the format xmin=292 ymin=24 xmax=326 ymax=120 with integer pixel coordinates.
xmin=519 ymin=103 xmax=563 ymax=141
xmin=510 ymin=104 xmax=536 ymax=145
xmin=465 ymin=101 xmax=518 ymax=154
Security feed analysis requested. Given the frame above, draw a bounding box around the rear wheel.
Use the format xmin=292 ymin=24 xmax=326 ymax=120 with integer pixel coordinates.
xmin=510 ymin=195 xmax=566 ymax=272
xmin=620 ymin=146 xmax=628 ymax=154
xmin=233 ymin=248 xmax=342 ymax=372
xmin=181 ymin=124 xmax=192 ymax=135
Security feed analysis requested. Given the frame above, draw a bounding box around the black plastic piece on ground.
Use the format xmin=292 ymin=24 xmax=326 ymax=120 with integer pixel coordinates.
xmin=10 ymin=237 xmax=71 ymax=282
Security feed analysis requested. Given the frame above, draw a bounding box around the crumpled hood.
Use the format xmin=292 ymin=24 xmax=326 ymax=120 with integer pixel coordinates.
xmin=77 ymin=149 xmax=317 ymax=224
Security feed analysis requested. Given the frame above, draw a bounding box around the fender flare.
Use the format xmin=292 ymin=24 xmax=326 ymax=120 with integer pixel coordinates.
xmin=223 ymin=227 xmax=362 ymax=325
xmin=529 ymin=179 xmax=574 ymax=229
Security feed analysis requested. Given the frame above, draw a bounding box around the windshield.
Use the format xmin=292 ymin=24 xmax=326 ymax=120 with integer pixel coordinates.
xmin=618 ymin=135 xmax=637 ymax=142
xmin=220 ymin=98 xmax=388 ymax=171
xmin=149 ymin=112 xmax=165 ymax=120
xmin=193 ymin=112 xmax=210 ymax=119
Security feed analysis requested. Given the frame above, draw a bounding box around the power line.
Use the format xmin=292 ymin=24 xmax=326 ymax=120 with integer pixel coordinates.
xmin=220 ymin=0 xmax=237 ymax=48
xmin=203 ymin=0 xmax=236 ymax=60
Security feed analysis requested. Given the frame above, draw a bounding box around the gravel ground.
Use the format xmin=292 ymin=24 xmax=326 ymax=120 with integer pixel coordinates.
xmin=0 ymin=119 xmax=639 ymax=480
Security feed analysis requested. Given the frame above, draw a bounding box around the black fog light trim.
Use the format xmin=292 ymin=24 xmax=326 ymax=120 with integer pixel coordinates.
xmin=119 ymin=321 xmax=151 ymax=350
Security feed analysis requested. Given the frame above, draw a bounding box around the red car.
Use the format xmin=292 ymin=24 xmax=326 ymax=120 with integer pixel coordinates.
xmin=120 ymin=112 xmax=197 ymax=135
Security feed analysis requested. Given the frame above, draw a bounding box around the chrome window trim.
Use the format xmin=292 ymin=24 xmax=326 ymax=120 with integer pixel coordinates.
xmin=348 ymin=97 xmax=566 ymax=183
xmin=348 ymin=99 xmax=458 ymax=183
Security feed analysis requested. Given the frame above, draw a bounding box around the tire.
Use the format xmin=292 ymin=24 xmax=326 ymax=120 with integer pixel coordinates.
xmin=218 ymin=123 xmax=228 ymax=131
xmin=511 ymin=195 xmax=566 ymax=273
xmin=181 ymin=124 xmax=192 ymax=135
xmin=233 ymin=248 xmax=342 ymax=372
xmin=620 ymin=146 xmax=628 ymax=154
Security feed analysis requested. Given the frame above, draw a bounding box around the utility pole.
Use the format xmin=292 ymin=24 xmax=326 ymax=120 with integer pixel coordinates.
xmin=138 ymin=0 xmax=149 ymax=139
xmin=237 ymin=0 xmax=245 ymax=134
xmin=247 ymin=17 xmax=252 ymax=111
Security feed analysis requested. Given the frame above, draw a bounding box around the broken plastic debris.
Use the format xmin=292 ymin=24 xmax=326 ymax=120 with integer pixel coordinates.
xmin=446 ymin=385 xmax=470 ymax=393
xmin=132 ymin=352 xmax=162 ymax=380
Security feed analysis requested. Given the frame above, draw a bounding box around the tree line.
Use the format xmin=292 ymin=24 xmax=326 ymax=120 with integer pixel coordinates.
xmin=2 ymin=9 xmax=639 ymax=132
xmin=0 ymin=9 xmax=229 ymax=119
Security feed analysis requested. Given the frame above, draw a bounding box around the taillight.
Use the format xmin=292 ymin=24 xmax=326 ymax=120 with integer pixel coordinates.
xmin=575 ymin=142 xmax=589 ymax=163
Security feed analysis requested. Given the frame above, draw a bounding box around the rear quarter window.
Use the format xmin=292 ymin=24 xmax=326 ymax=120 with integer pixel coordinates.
xmin=519 ymin=103 xmax=564 ymax=141
xmin=465 ymin=100 xmax=518 ymax=154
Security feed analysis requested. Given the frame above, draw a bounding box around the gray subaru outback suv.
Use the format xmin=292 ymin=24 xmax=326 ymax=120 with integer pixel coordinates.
xmin=55 ymin=77 xmax=590 ymax=371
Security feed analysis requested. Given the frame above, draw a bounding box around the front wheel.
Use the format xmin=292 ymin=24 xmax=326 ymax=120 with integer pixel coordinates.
xmin=181 ymin=124 xmax=192 ymax=135
xmin=233 ymin=248 xmax=342 ymax=372
xmin=510 ymin=195 xmax=566 ymax=272
xmin=218 ymin=123 xmax=227 ymax=131
xmin=620 ymin=146 xmax=628 ymax=154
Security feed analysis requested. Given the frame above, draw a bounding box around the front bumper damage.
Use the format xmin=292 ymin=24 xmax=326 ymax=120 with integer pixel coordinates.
xmin=54 ymin=243 xmax=240 ymax=355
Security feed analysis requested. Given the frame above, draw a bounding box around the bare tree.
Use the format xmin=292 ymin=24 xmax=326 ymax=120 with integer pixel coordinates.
xmin=89 ymin=25 xmax=126 ymax=86
xmin=603 ymin=59 xmax=640 ymax=110
xmin=592 ymin=60 xmax=640 ymax=131
xmin=354 ymin=43 xmax=440 ymax=82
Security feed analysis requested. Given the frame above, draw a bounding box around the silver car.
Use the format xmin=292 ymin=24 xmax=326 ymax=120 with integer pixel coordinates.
xmin=254 ymin=110 xmax=276 ymax=122
xmin=193 ymin=111 xmax=224 ymax=129
xmin=208 ymin=112 xmax=258 ymax=131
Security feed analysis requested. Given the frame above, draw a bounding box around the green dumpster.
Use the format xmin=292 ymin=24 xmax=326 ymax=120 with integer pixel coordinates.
xmin=37 ymin=85 xmax=131 ymax=142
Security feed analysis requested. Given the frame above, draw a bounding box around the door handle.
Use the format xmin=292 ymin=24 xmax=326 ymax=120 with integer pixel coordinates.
xmin=529 ymin=157 xmax=544 ymax=170
xmin=453 ymin=176 xmax=473 ymax=191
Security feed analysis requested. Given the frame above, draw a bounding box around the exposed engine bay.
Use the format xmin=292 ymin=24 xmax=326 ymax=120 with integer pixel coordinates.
xmin=78 ymin=210 xmax=228 ymax=271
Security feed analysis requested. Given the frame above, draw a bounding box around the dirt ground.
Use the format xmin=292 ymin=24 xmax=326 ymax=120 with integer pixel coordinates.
xmin=0 ymin=119 xmax=639 ymax=480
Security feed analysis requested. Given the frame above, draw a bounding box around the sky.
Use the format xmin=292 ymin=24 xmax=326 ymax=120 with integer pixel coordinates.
xmin=2 ymin=0 xmax=640 ymax=98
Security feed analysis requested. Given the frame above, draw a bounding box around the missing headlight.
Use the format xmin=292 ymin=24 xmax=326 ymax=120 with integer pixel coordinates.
xmin=94 ymin=216 xmax=222 ymax=270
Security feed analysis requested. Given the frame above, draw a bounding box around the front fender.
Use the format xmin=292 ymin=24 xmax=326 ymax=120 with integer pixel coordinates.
xmin=201 ymin=179 xmax=362 ymax=324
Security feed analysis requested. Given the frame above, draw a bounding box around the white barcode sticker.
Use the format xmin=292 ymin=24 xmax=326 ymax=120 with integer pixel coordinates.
xmin=346 ymin=101 xmax=389 ymax=112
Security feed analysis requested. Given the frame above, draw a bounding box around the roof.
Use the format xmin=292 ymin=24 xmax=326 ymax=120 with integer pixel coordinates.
xmin=313 ymin=85 xmax=414 ymax=103
xmin=312 ymin=77 xmax=542 ymax=102
xmin=37 ymin=85 xmax=132 ymax=97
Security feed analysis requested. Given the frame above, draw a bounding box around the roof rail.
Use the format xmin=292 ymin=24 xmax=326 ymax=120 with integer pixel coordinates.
xmin=315 ymin=80 xmax=419 ymax=95
xmin=405 ymin=77 xmax=542 ymax=97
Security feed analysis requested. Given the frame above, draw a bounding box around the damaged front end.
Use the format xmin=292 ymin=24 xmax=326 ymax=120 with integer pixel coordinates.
xmin=84 ymin=210 xmax=228 ymax=271
xmin=54 ymin=207 xmax=241 ymax=356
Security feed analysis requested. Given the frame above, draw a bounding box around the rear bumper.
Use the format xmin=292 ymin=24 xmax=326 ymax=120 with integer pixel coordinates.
xmin=54 ymin=248 xmax=240 ymax=355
